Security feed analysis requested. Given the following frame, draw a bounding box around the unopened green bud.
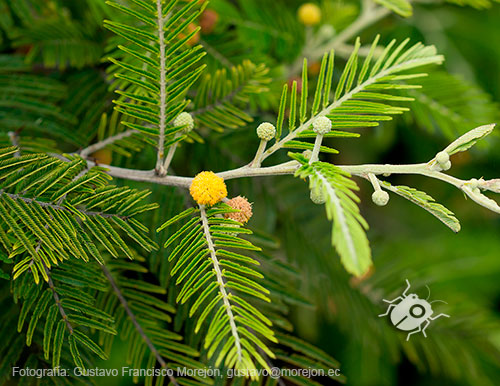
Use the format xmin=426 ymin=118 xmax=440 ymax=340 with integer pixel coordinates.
xmin=174 ymin=112 xmax=194 ymax=133
xmin=256 ymin=122 xmax=276 ymax=141
xmin=372 ymin=190 xmax=389 ymax=206
xmin=310 ymin=189 xmax=326 ymax=204
xmin=312 ymin=116 xmax=332 ymax=135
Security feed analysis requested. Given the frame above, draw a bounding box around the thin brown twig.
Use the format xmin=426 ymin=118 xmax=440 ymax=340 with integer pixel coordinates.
xmin=100 ymin=264 xmax=179 ymax=386
xmin=0 ymin=191 xmax=128 ymax=220
xmin=7 ymin=131 xmax=21 ymax=157
xmin=41 ymin=260 xmax=74 ymax=334
xmin=80 ymin=130 xmax=136 ymax=159
xmin=155 ymin=0 xmax=168 ymax=175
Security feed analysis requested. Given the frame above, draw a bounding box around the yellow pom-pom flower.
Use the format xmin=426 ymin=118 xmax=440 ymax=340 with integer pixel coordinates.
xmin=297 ymin=3 xmax=321 ymax=26
xmin=190 ymin=171 xmax=227 ymax=206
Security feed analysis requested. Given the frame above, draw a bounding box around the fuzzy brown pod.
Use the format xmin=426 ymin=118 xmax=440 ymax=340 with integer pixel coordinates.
xmin=224 ymin=196 xmax=253 ymax=223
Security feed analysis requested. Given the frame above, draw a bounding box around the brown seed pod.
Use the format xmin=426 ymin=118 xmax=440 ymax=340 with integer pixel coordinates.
xmin=200 ymin=9 xmax=219 ymax=34
xmin=224 ymin=196 xmax=253 ymax=224
xmin=308 ymin=61 xmax=321 ymax=76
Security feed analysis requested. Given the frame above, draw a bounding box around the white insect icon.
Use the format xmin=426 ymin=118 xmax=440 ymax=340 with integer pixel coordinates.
xmin=379 ymin=279 xmax=450 ymax=341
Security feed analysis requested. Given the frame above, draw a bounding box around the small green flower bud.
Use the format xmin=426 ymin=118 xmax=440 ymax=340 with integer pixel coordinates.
xmin=310 ymin=189 xmax=326 ymax=205
xmin=469 ymin=178 xmax=479 ymax=189
xmin=256 ymin=122 xmax=276 ymax=141
xmin=436 ymin=151 xmax=449 ymax=165
xmin=372 ymin=190 xmax=389 ymax=206
xmin=312 ymin=116 xmax=332 ymax=135
xmin=174 ymin=112 xmax=194 ymax=133
xmin=318 ymin=25 xmax=335 ymax=40
xmin=441 ymin=160 xmax=452 ymax=171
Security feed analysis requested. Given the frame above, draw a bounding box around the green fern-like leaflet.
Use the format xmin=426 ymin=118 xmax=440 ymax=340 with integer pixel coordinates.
xmin=0 ymin=147 xmax=157 ymax=283
xmin=157 ymin=203 xmax=277 ymax=374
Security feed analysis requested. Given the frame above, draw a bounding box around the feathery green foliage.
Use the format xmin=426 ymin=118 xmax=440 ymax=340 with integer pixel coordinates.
xmin=380 ymin=182 xmax=461 ymax=232
xmin=280 ymin=212 xmax=500 ymax=386
xmin=404 ymin=71 xmax=498 ymax=140
xmin=63 ymin=70 xmax=115 ymax=144
xmin=97 ymin=258 xmax=213 ymax=386
xmin=0 ymin=148 xmax=157 ymax=283
xmin=202 ymin=0 xmax=304 ymax=65
xmin=192 ymin=60 xmax=271 ymax=132
xmin=13 ymin=19 xmax=103 ymax=69
xmin=1 ymin=0 xmax=499 ymax=384
xmin=105 ymin=0 xmax=206 ymax=149
xmin=0 ymin=0 xmax=107 ymax=69
xmin=157 ymin=203 xmax=277 ymax=374
xmin=12 ymin=259 xmax=113 ymax=375
xmin=292 ymin=153 xmax=371 ymax=276
xmin=0 ymin=55 xmax=82 ymax=145
xmin=270 ymin=36 xmax=444 ymax=156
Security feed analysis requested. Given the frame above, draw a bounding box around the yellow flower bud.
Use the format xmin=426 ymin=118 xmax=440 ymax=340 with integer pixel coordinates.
xmin=190 ymin=171 xmax=227 ymax=206
xmin=298 ymin=3 xmax=321 ymax=26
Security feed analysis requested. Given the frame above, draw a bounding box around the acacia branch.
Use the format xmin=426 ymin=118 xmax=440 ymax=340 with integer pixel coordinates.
xmin=42 ymin=261 xmax=74 ymax=334
xmin=67 ymin=138 xmax=495 ymax=215
xmin=8 ymin=131 xmax=21 ymax=157
xmin=287 ymin=5 xmax=391 ymax=76
xmin=101 ymin=264 xmax=179 ymax=386
xmin=199 ymin=204 xmax=242 ymax=363
xmin=80 ymin=130 xmax=136 ymax=158
xmin=0 ymin=191 xmax=128 ymax=220
xmin=76 ymin=152 xmax=500 ymax=212
xmin=264 ymin=55 xmax=443 ymax=162
xmin=79 ymin=158 xmax=467 ymax=191
xmin=155 ymin=0 xmax=168 ymax=175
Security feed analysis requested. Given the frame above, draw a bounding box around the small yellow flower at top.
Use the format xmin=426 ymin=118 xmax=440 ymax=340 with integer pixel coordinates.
xmin=297 ymin=3 xmax=321 ymax=26
xmin=190 ymin=171 xmax=227 ymax=206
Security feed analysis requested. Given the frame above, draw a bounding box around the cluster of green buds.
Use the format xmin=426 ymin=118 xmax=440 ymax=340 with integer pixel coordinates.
xmin=434 ymin=151 xmax=451 ymax=171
